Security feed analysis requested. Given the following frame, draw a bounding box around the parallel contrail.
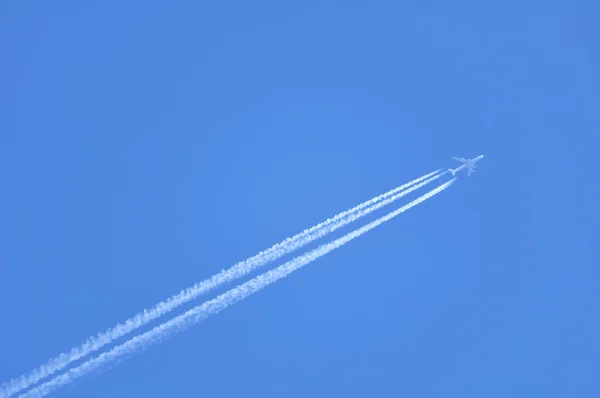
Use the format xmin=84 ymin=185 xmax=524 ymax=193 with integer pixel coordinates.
xmin=17 ymin=178 xmax=456 ymax=398
xmin=0 ymin=169 xmax=441 ymax=398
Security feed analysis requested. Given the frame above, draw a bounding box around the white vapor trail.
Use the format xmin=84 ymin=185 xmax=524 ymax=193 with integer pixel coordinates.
xmin=0 ymin=169 xmax=441 ymax=398
xmin=17 ymin=178 xmax=455 ymax=398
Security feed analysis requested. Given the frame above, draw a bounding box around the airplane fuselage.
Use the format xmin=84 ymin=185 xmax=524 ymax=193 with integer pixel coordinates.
xmin=466 ymin=155 xmax=484 ymax=169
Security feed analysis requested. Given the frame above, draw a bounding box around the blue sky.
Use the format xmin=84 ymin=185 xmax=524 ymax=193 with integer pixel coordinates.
xmin=1 ymin=1 xmax=598 ymax=397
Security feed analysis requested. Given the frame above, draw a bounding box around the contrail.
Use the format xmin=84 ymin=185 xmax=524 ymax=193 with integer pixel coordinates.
xmin=16 ymin=178 xmax=455 ymax=398
xmin=0 ymin=169 xmax=441 ymax=398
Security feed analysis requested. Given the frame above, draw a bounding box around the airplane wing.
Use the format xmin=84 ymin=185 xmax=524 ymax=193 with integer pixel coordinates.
xmin=452 ymin=157 xmax=468 ymax=164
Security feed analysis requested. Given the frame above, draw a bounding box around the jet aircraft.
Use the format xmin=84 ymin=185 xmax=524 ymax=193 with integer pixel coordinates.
xmin=448 ymin=155 xmax=484 ymax=176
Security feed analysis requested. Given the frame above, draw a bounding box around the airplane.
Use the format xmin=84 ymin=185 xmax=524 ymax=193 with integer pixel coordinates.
xmin=448 ymin=155 xmax=484 ymax=176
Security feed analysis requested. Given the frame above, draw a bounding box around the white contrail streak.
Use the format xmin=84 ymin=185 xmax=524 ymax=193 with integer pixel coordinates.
xmin=0 ymin=169 xmax=441 ymax=398
xmin=17 ymin=178 xmax=455 ymax=398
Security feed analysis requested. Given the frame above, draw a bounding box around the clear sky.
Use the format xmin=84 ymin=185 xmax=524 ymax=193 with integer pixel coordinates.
xmin=1 ymin=1 xmax=598 ymax=397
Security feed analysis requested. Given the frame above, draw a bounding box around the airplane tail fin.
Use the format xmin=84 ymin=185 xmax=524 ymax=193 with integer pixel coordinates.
xmin=448 ymin=168 xmax=457 ymax=176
